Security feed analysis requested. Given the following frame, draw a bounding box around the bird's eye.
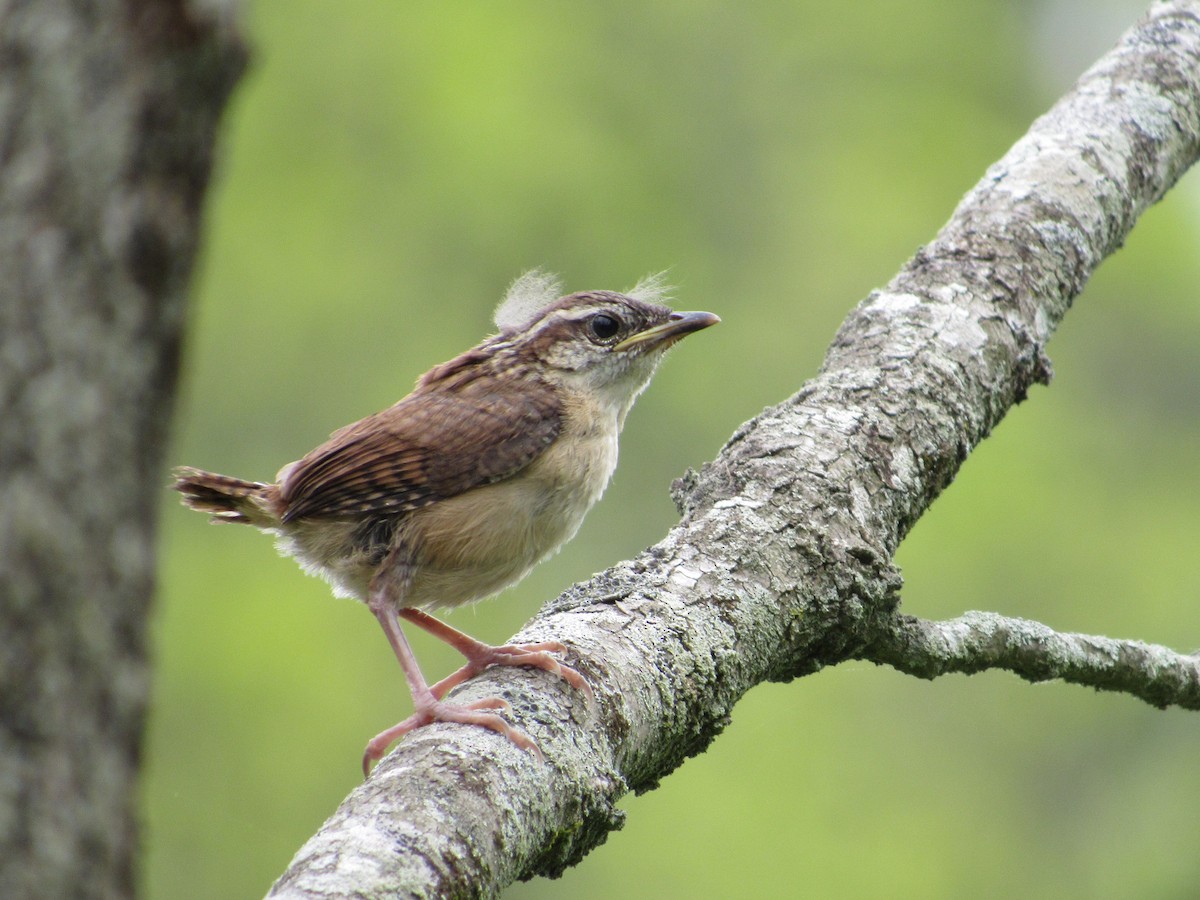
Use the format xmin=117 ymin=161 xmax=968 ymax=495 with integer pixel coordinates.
xmin=587 ymin=313 xmax=621 ymax=342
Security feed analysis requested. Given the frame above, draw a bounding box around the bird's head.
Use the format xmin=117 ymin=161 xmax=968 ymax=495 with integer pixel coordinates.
xmin=498 ymin=277 xmax=719 ymax=423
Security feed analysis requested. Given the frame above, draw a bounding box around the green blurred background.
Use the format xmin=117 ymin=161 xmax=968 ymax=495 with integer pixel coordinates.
xmin=148 ymin=0 xmax=1200 ymax=896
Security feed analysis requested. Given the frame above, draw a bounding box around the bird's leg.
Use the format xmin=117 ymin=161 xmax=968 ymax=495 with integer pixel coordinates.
xmin=399 ymin=608 xmax=592 ymax=701
xmin=362 ymin=568 xmax=542 ymax=776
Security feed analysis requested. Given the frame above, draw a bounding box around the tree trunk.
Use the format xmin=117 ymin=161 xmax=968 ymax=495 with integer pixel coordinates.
xmin=0 ymin=2 xmax=244 ymax=897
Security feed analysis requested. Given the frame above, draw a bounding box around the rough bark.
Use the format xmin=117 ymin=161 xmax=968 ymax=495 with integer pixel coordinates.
xmin=866 ymin=611 xmax=1200 ymax=708
xmin=0 ymin=2 xmax=244 ymax=897
xmin=269 ymin=2 xmax=1200 ymax=897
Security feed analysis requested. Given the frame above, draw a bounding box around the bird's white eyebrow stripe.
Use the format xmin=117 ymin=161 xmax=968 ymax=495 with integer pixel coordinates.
xmin=531 ymin=305 xmax=610 ymax=333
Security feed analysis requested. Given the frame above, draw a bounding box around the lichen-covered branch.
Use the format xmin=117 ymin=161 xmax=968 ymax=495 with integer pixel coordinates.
xmin=862 ymin=611 xmax=1200 ymax=710
xmin=270 ymin=2 xmax=1200 ymax=897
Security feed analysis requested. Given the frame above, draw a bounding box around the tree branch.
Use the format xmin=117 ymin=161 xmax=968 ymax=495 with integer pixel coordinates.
xmin=269 ymin=2 xmax=1200 ymax=896
xmin=862 ymin=611 xmax=1200 ymax=709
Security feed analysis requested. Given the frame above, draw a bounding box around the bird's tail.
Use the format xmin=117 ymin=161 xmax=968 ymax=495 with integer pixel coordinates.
xmin=173 ymin=467 xmax=281 ymax=529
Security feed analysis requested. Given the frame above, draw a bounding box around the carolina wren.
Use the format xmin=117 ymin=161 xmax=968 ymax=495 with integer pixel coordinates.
xmin=174 ymin=272 xmax=718 ymax=774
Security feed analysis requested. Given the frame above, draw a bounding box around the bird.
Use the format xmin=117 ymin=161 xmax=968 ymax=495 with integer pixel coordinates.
xmin=174 ymin=271 xmax=719 ymax=774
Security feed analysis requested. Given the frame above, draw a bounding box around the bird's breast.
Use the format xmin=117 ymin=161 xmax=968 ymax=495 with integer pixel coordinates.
xmin=399 ymin=412 xmax=619 ymax=610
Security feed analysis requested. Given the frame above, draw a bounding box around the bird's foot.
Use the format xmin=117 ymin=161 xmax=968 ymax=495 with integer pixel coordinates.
xmin=429 ymin=640 xmax=593 ymax=700
xmin=361 ymin=696 xmax=541 ymax=776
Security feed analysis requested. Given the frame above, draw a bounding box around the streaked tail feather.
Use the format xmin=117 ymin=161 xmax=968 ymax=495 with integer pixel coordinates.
xmin=173 ymin=467 xmax=280 ymax=528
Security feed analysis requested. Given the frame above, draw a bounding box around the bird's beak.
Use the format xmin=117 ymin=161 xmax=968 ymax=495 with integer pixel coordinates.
xmin=614 ymin=310 xmax=720 ymax=351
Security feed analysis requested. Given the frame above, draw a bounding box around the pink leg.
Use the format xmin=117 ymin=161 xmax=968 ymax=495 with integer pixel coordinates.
xmin=399 ymin=608 xmax=592 ymax=701
xmin=362 ymin=598 xmax=543 ymax=776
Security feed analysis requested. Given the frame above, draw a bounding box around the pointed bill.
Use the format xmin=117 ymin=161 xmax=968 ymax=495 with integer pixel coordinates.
xmin=613 ymin=310 xmax=720 ymax=351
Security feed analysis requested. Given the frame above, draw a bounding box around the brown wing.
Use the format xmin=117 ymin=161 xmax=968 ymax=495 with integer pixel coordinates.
xmin=279 ymin=381 xmax=561 ymax=523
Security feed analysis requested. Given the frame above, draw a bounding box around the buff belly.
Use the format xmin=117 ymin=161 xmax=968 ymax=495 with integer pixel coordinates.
xmin=277 ymin=426 xmax=618 ymax=610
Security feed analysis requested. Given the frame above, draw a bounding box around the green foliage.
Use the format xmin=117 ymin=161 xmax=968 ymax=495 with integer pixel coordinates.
xmin=148 ymin=1 xmax=1200 ymax=896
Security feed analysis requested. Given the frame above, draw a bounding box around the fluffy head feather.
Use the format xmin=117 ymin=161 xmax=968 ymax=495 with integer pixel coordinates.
xmin=494 ymin=270 xmax=563 ymax=331
xmin=626 ymin=271 xmax=674 ymax=307
xmin=494 ymin=269 xmax=674 ymax=332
